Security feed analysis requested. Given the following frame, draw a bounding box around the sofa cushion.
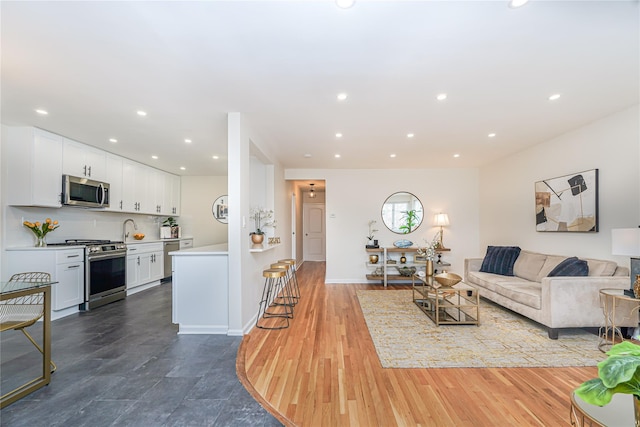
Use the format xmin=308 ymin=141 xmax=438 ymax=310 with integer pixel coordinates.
xmin=548 ymin=256 xmax=589 ymax=277
xmin=585 ymin=259 xmax=618 ymax=277
xmin=536 ymin=255 xmax=567 ymax=281
xmin=466 ymin=271 xmax=541 ymax=309
xmin=480 ymin=246 xmax=521 ymax=276
xmin=513 ymin=250 xmax=547 ymax=282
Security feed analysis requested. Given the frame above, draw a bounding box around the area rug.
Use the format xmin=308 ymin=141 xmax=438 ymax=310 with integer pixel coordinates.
xmin=356 ymin=290 xmax=605 ymax=368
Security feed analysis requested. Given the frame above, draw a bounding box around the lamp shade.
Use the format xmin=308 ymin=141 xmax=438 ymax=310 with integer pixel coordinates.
xmin=434 ymin=213 xmax=450 ymax=227
xmin=612 ymin=228 xmax=640 ymax=256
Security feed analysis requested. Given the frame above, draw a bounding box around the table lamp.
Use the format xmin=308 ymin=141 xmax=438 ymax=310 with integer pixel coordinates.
xmin=612 ymin=227 xmax=640 ymax=294
xmin=434 ymin=213 xmax=450 ymax=249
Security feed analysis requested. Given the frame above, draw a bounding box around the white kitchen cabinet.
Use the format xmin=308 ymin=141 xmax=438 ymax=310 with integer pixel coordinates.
xmin=122 ymin=160 xmax=149 ymax=213
xmin=169 ymin=174 xmax=181 ymax=215
xmin=2 ymin=126 xmax=63 ymax=207
xmin=5 ymin=248 xmax=85 ymax=319
xmin=126 ymin=242 xmax=163 ymax=295
xmin=179 ymin=239 xmax=193 ymax=249
xmin=62 ymin=138 xmax=106 ymax=181
xmin=104 ymin=154 xmax=124 ymax=212
xmin=148 ymin=168 xmax=165 ymax=214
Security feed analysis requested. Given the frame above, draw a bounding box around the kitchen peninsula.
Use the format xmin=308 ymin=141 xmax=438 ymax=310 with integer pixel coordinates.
xmin=169 ymin=243 xmax=229 ymax=334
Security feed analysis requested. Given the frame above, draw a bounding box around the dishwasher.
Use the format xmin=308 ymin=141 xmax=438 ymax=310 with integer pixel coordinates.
xmin=163 ymin=241 xmax=180 ymax=279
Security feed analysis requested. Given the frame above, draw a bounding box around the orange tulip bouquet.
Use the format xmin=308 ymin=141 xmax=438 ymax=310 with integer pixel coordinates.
xmin=24 ymin=218 xmax=59 ymax=247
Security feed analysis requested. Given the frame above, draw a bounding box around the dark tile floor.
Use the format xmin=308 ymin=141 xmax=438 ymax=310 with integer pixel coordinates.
xmin=0 ymin=282 xmax=281 ymax=427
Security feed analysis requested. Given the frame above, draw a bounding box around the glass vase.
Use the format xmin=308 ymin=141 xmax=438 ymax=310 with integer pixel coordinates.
xmin=35 ymin=235 xmax=47 ymax=247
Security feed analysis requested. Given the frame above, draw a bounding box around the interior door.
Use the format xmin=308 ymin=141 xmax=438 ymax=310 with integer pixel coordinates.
xmin=303 ymin=203 xmax=326 ymax=261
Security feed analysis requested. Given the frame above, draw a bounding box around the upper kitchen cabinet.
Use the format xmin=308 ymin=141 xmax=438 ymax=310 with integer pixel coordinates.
xmin=105 ymin=154 xmax=124 ymax=212
xmin=62 ymin=138 xmax=106 ymax=181
xmin=2 ymin=126 xmax=63 ymax=207
xmin=122 ymin=159 xmax=150 ymax=213
xmin=169 ymin=174 xmax=181 ymax=216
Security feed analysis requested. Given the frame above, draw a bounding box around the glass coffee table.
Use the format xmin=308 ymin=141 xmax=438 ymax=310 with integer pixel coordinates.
xmin=412 ymin=274 xmax=480 ymax=326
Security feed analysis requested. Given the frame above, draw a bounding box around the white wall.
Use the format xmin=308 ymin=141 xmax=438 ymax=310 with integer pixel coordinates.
xmin=285 ymin=168 xmax=481 ymax=283
xmin=478 ymin=105 xmax=640 ymax=267
xmin=179 ymin=175 xmax=228 ymax=247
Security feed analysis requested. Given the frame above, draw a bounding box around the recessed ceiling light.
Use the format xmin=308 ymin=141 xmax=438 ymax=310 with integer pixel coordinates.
xmin=548 ymin=93 xmax=561 ymax=101
xmin=180 ymin=167 xmax=186 ymax=170
xmin=488 ymin=133 xmax=496 ymax=138
xmin=137 ymin=110 xmax=147 ymax=116
xmin=184 ymin=139 xmax=192 ymax=143
xmin=337 ymin=93 xmax=348 ymax=101
xmin=212 ymin=155 xmax=219 ymax=160
xmin=508 ymin=0 xmax=529 ymax=8
xmin=335 ymin=0 xmax=355 ymax=9
xmin=304 ymin=154 xmax=312 ymax=158
xmin=453 ymin=154 xmax=460 ymax=158
xmin=35 ymin=109 xmax=48 ymax=115
xmin=407 ymin=133 xmax=415 ymax=138
xmin=390 ymin=154 xmax=397 ymax=158
xmin=436 ymin=93 xmax=447 ymax=101
xmin=334 ymin=154 xmax=341 ymax=158
xmin=109 ymin=138 xmax=118 ymax=143
xmin=151 ymin=155 xmax=158 ymax=160
xmin=335 ymin=133 xmax=343 ymax=138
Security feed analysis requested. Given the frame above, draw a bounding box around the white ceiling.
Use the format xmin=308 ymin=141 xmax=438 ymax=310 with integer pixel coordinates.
xmin=1 ymin=1 xmax=638 ymax=176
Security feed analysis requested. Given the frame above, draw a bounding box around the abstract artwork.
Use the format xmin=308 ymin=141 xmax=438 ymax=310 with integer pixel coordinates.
xmin=535 ymin=169 xmax=598 ymax=232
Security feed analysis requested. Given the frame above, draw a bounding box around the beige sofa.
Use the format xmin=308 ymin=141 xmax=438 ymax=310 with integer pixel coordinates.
xmin=464 ymin=250 xmax=632 ymax=339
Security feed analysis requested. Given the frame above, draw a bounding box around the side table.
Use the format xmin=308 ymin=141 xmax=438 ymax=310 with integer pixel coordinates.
xmin=570 ymin=391 xmax=635 ymax=426
xmin=599 ymin=288 xmax=640 ymax=352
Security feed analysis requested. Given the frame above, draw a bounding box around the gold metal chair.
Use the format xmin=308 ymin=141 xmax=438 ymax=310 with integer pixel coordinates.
xmin=1 ymin=272 xmax=56 ymax=372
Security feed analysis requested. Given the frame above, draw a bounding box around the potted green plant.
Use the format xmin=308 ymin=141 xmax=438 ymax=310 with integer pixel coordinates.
xmin=399 ymin=209 xmax=420 ymax=234
xmin=161 ymin=217 xmax=180 ymax=239
xmin=575 ymin=341 xmax=640 ymax=419
xmin=250 ymin=208 xmax=275 ymax=244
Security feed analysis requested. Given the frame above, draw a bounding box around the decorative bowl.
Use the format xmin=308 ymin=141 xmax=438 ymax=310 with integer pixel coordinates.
xmin=393 ymin=239 xmax=413 ymax=248
xmin=133 ymin=233 xmax=145 ymax=240
xmin=395 ymin=266 xmax=417 ymax=277
xmin=434 ymin=272 xmax=462 ymax=287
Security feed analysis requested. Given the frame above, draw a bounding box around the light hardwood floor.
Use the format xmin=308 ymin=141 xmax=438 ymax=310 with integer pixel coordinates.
xmin=237 ymin=261 xmax=594 ymax=426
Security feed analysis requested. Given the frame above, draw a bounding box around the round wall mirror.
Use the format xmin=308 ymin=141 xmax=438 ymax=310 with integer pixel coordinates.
xmin=212 ymin=195 xmax=228 ymax=224
xmin=381 ymin=192 xmax=424 ymax=234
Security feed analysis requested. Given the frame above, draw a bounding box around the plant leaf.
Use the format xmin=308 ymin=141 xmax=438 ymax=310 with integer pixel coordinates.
xmin=598 ymin=355 xmax=640 ymax=388
xmin=575 ymin=378 xmax=615 ymax=406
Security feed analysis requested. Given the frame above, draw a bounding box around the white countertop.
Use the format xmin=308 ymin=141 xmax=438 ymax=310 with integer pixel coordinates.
xmin=6 ymin=245 xmax=85 ymax=251
xmin=125 ymin=237 xmax=193 ymax=245
xmin=169 ymin=243 xmax=228 ymax=256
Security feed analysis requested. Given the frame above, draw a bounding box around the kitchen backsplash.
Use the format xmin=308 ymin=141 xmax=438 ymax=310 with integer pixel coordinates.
xmin=3 ymin=205 xmax=184 ymax=247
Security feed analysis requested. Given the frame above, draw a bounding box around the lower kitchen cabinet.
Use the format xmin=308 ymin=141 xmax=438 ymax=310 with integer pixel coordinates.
xmin=126 ymin=242 xmax=163 ymax=295
xmin=5 ymin=247 xmax=85 ymax=319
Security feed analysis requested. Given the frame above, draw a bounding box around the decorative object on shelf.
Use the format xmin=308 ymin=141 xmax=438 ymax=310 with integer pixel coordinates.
xmin=575 ymin=341 xmax=640 ymax=422
xmin=250 ymin=207 xmax=276 ymax=242
xmin=395 ymin=266 xmax=416 ymax=276
xmin=434 ymin=213 xmax=450 ymax=249
xmin=400 ymin=253 xmax=407 ymax=264
xmin=535 ymin=168 xmax=598 ymax=232
xmin=161 ymin=217 xmax=181 ymax=238
xmin=381 ymin=191 xmax=424 ymax=234
xmin=393 ymin=239 xmax=413 ymax=248
xmin=212 ymin=195 xmax=228 ymax=224
xmin=366 ymin=220 xmax=379 ymax=248
xmin=434 ymin=272 xmax=462 ymax=287
xmin=268 ymin=237 xmax=281 ymax=245
xmin=133 ymin=233 xmax=145 ymax=240
xmin=417 ymin=232 xmax=440 ymax=268
xmin=634 ymin=275 xmax=640 ymax=299
xmin=369 ymin=254 xmax=379 ymax=264
xmin=308 ymin=183 xmax=316 ymax=198
xmin=23 ymin=218 xmax=59 ymax=247
xmin=612 ymin=227 xmax=640 ymax=294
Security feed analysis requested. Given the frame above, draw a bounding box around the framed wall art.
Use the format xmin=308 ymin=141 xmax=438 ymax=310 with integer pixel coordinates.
xmin=535 ymin=169 xmax=598 ymax=232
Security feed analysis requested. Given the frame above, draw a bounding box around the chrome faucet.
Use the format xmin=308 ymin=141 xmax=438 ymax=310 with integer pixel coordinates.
xmin=123 ymin=218 xmax=137 ymax=242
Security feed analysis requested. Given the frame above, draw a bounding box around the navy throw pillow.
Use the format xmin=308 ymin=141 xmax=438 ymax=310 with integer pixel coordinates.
xmin=479 ymin=246 xmax=521 ymax=276
xmin=548 ymin=257 xmax=589 ymax=277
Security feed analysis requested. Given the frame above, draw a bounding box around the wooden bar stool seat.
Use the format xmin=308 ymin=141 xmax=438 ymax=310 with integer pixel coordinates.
xmin=278 ymin=259 xmax=300 ymax=300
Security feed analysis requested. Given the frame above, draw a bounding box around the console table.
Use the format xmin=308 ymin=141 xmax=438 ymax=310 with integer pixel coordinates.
xmin=366 ymin=246 xmax=451 ymax=287
xmin=0 ymin=280 xmax=54 ymax=408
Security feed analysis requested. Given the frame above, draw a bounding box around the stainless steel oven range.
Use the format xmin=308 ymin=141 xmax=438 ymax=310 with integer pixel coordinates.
xmin=48 ymin=240 xmax=127 ymax=310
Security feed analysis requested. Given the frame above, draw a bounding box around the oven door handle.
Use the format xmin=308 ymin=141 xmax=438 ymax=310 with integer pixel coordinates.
xmin=88 ymin=252 xmax=126 ymax=262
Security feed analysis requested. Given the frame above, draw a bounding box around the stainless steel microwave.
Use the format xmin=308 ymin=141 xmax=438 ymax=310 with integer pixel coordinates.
xmin=62 ymin=175 xmax=110 ymax=208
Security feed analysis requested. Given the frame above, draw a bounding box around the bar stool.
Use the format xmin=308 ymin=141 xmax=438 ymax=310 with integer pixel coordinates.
xmin=270 ymin=263 xmax=297 ymax=307
xmin=279 ymin=259 xmax=300 ymax=301
xmin=256 ymin=268 xmax=290 ymax=330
